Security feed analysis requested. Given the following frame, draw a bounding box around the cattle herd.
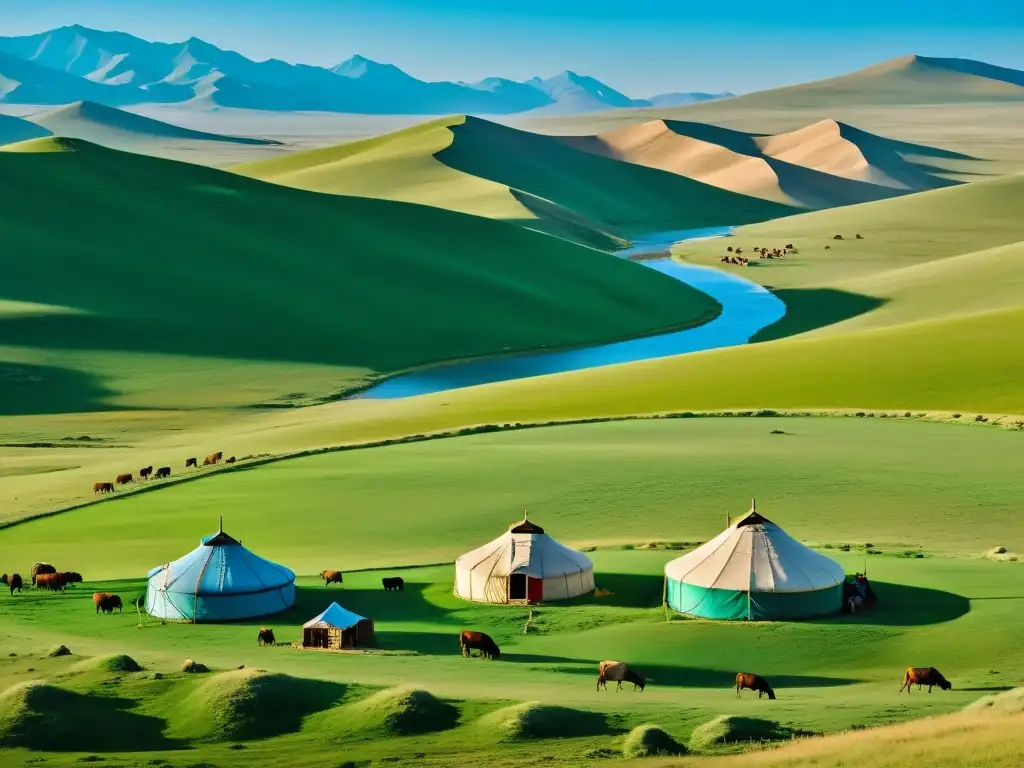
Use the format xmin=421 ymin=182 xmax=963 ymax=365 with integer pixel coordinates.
xmin=721 ymin=242 xmax=800 ymax=267
xmin=92 ymin=451 xmax=238 ymax=494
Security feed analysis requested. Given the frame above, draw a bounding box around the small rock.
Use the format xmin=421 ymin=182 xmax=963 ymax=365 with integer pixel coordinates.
xmin=48 ymin=644 xmax=72 ymax=658
xmin=151 ymin=672 xmax=164 ymax=680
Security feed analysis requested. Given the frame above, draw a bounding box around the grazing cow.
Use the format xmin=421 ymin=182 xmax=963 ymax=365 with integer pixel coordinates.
xmin=185 ymin=458 xmax=198 ymax=468
xmin=321 ymin=570 xmax=344 ymax=586
xmin=116 ymin=473 xmax=134 ymax=485
xmin=93 ymin=593 xmax=123 ymax=614
xmin=382 ymin=576 xmax=404 ymax=591
xmin=785 ymin=243 xmax=794 ymax=249
xmin=35 ymin=572 xmax=67 ymax=592
xmin=9 ymin=574 xmax=23 ymax=595
xmin=257 ymin=627 xmax=276 ymax=646
xmin=155 ymin=466 xmax=171 ymax=479
xmin=203 ymin=453 xmax=219 ymax=466
xmin=900 ymin=667 xmax=951 ymax=693
xmin=736 ymin=672 xmax=776 ymax=699
xmin=31 ymin=562 xmax=56 ymax=586
xmin=139 ymin=466 xmax=153 ymax=480
xmin=225 ymin=456 xmax=236 ymax=464
xmin=94 ymin=482 xmax=115 ymax=494
xmin=460 ymin=630 xmax=500 ymax=660
xmin=60 ymin=572 xmax=83 ymax=587
xmin=597 ymin=660 xmax=646 ymax=692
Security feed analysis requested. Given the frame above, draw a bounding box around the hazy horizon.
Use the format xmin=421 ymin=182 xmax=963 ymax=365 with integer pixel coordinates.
xmin=1 ymin=1 xmax=1022 ymax=96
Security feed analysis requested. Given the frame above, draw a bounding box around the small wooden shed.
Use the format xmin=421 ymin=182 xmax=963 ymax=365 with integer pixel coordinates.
xmin=302 ymin=602 xmax=374 ymax=649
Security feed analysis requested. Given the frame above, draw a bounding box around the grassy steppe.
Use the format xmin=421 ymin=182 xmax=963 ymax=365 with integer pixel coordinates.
xmin=0 ymin=136 xmax=718 ymax=413
xmin=0 ymin=548 xmax=1020 ymax=766
xmin=1 ymin=417 xmax=1021 ymax=571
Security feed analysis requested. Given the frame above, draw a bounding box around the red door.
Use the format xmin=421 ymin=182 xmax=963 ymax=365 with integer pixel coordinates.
xmin=527 ymin=577 xmax=543 ymax=604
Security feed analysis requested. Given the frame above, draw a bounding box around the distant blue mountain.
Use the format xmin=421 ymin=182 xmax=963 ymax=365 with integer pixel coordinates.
xmin=0 ymin=25 xmax=722 ymax=115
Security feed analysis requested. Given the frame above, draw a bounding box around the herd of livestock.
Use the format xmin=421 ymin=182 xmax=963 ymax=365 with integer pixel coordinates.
xmin=720 ymin=234 xmax=864 ymax=266
xmin=92 ymin=451 xmax=237 ymax=494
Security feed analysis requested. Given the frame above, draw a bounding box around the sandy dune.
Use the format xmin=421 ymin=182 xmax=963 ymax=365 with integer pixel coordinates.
xmin=567 ymin=118 xmax=961 ymax=208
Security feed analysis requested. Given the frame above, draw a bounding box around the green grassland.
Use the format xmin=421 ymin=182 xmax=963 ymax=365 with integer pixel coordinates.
xmin=2 ymin=418 xmax=1022 ymax=571
xmin=0 ymin=515 xmax=1020 ymax=765
xmin=237 ymin=114 xmax=795 ymax=245
xmin=0 ymin=135 xmax=718 ymax=415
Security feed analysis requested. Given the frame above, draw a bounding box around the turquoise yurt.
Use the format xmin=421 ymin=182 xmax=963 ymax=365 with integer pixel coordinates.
xmin=145 ymin=520 xmax=295 ymax=622
xmin=665 ymin=501 xmax=845 ymax=621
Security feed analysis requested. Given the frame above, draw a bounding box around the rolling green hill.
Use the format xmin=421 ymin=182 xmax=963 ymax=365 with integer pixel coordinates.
xmin=237 ymin=114 xmax=795 ymax=245
xmin=0 ymin=136 xmax=718 ymax=414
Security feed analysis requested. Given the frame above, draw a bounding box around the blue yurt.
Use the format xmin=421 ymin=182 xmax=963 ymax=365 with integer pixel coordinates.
xmin=145 ymin=521 xmax=295 ymax=622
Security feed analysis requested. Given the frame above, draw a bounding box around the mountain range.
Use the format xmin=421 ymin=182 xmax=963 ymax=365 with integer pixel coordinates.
xmin=0 ymin=25 xmax=732 ymax=115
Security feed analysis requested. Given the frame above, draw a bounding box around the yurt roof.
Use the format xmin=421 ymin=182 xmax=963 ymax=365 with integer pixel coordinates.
xmin=664 ymin=501 xmax=844 ymax=593
xmin=303 ymin=602 xmax=368 ymax=631
xmin=455 ymin=516 xmax=592 ymax=579
xmin=149 ymin=524 xmax=294 ymax=596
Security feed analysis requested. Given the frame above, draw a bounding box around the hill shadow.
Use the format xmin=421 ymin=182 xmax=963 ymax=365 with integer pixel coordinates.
xmin=1 ymin=686 xmax=183 ymax=752
xmin=813 ymin=582 xmax=970 ymax=627
xmin=752 ymin=288 xmax=886 ymax=342
xmin=0 ymin=360 xmax=124 ymax=415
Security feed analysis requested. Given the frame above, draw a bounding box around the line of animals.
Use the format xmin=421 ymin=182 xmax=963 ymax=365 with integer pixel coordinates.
xmin=92 ymin=451 xmax=238 ymax=494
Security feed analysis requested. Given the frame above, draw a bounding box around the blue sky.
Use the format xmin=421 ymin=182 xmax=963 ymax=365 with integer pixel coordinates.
xmin=2 ymin=0 xmax=1023 ymax=94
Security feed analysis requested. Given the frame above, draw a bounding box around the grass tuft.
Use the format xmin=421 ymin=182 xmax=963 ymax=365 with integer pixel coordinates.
xmin=689 ymin=715 xmax=792 ymax=751
xmin=622 ymin=724 xmax=687 ymax=757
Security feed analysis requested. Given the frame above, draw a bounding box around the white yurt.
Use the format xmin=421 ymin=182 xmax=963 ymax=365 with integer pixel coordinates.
xmin=454 ymin=517 xmax=595 ymax=604
xmin=664 ymin=501 xmax=846 ymax=621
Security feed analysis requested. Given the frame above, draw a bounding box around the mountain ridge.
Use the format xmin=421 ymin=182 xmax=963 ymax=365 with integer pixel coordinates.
xmin=0 ymin=25 xmax=725 ymax=115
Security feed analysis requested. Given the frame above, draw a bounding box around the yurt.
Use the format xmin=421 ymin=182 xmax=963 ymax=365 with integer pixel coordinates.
xmin=454 ymin=517 xmax=594 ymax=604
xmin=665 ymin=501 xmax=845 ymax=621
xmin=145 ymin=521 xmax=295 ymax=622
xmin=302 ymin=602 xmax=375 ymax=649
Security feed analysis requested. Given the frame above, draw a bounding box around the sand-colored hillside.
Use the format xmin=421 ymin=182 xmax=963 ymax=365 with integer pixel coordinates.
xmin=567 ymin=118 xmax=960 ymax=209
xmin=239 ymin=114 xmax=793 ymax=247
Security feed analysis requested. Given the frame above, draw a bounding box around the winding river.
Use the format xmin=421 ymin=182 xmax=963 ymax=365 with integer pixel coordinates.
xmin=360 ymin=227 xmax=785 ymax=399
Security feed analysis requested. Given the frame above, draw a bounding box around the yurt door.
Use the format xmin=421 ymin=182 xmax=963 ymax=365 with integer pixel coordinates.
xmin=527 ymin=577 xmax=543 ymax=604
xmin=509 ymin=573 xmax=527 ymax=601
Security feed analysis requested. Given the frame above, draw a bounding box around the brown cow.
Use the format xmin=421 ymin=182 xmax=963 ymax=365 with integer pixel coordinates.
xmin=31 ymin=562 xmax=56 ymax=586
xmin=116 ymin=473 xmax=134 ymax=485
xmin=321 ymin=570 xmax=344 ymax=586
xmin=8 ymin=574 xmax=23 ymax=595
xmin=203 ymin=454 xmax=219 ymax=466
xmin=382 ymin=576 xmax=404 ymax=591
xmin=257 ymin=627 xmax=276 ymax=646
xmin=460 ymin=630 xmax=500 ymax=659
xmin=35 ymin=572 xmax=67 ymax=592
xmin=93 ymin=593 xmax=123 ymax=614
xmin=94 ymin=482 xmax=115 ymax=494
xmin=598 ymin=660 xmax=646 ymax=692
xmin=185 ymin=458 xmax=198 ymax=468
xmin=139 ymin=466 xmax=153 ymax=480
xmin=60 ymin=572 xmax=83 ymax=587
xmin=736 ymin=672 xmax=776 ymax=699
xmin=900 ymin=667 xmax=951 ymax=693
xmin=155 ymin=467 xmax=171 ymax=479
